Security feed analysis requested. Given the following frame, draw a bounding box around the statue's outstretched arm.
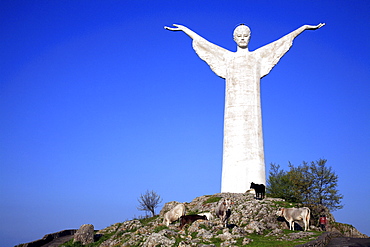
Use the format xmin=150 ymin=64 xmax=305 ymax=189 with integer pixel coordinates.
xmin=164 ymin=24 xmax=201 ymax=40
xmin=291 ymin=23 xmax=326 ymax=38
xmin=257 ymin=23 xmax=325 ymax=78
xmin=304 ymin=23 xmax=326 ymax=30
xmin=164 ymin=24 xmax=229 ymax=79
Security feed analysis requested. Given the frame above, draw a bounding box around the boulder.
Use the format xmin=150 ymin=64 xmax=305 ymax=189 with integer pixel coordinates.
xmin=74 ymin=224 xmax=94 ymax=245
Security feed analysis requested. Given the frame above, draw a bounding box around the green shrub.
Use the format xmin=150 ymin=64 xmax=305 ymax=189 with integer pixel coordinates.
xmin=139 ymin=215 xmax=159 ymax=226
xmin=60 ymin=240 xmax=82 ymax=247
xmin=186 ymin=209 xmax=199 ymax=215
xmin=199 ymin=224 xmax=209 ymax=230
xmin=245 ymin=231 xmax=322 ymax=247
xmin=209 ymin=237 xmax=222 ymax=245
xmin=271 ymin=200 xmax=300 ymax=209
xmin=204 ymin=196 xmax=222 ymax=204
xmin=154 ymin=225 xmax=168 ymax=233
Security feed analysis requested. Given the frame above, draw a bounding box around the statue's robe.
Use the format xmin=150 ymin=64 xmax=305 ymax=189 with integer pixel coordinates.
xmin=192 ymin=32 xmax=297 ymax=192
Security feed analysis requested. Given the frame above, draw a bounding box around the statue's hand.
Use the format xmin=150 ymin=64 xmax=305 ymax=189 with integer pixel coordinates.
xmin=305 ymin=23 xmax=326 ymax=30
xmin=164 ymin=24 xmax=185 ymax=31
xmin=164 ymin=24 xmax=198 ymax=40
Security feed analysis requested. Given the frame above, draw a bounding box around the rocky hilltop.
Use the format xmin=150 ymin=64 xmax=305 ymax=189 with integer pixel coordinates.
xmin=88 ymin=193 xmax=367 ymax=247
xmin=18 ymin=192 xmax=368 ymax=247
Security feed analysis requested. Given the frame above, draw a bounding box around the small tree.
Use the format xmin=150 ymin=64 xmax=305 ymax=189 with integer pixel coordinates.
xmin=267 ymin=159 xmax=343 ymax=212
xmin=307 ymin=159 xmax=343 ymax=211
xmin=286 ymin=161 xmax=313 ymax=203
xmin=266 ymin=163 xmax=297 ymax=202
xmin=137 ymin=190 xmax=162 ymax=217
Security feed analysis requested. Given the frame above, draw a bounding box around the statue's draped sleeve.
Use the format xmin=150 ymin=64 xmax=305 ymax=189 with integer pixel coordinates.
xmin=192 ymin=37 xmax=231 ymax=79
xmin=255 ymin=32 xmax=296 ymax=78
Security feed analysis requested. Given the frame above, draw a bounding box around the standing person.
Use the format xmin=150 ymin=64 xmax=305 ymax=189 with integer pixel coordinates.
xmin=319 ymin=215 xmax=327 ymax=231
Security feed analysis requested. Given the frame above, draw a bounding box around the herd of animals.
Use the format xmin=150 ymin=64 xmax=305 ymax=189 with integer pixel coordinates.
xmin=163 ymin=182 xmax=311 ymax=231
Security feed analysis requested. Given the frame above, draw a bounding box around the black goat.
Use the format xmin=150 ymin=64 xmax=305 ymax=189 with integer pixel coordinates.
xmin=250 ymin=182 xmax=265 ymax=200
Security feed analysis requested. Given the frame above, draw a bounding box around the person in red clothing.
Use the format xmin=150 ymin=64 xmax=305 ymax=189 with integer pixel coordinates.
xmin=319 ymin=215 xmax=327 ymax=231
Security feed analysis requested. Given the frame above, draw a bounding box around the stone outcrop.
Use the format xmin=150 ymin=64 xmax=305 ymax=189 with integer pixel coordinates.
xmin=74 ymin=224 xmax=94 ymax=245
xmin=328 ymin=222 xmax=368 ymax=238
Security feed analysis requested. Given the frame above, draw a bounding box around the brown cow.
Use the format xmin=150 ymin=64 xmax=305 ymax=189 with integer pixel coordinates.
xmin=179 ymin=215 xmax=207 ymax=229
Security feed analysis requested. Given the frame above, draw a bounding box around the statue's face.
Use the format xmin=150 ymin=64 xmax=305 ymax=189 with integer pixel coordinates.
xmin=233 ymin=25 xmax=251 ymax=48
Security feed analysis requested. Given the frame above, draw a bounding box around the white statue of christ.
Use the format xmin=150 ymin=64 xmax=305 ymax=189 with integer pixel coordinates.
xmin=165 ymin=23 xmax=325 ymax=193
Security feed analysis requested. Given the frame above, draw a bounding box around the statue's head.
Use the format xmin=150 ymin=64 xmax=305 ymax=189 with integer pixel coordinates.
xmin=233 ymin=24 xmax=251 ymax=48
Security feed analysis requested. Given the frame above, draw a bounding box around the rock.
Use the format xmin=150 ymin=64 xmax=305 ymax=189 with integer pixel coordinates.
xmin=266 ymin=228 xmax=283 ymax=237
xmin=218 ymin=230 xmax=233 ymax=241
xmin=220 ymin=241 xmax=237 ymax=247
xmin=73 ymin=224 xmax=94 ymax=245
xmin=246 ymin=220 xmax=265 ymax=234
xmin=143 ymin=233 xmax=175 ymax=247
xmin=119 ymin=219 xmax=142 ymax=232
xmin=242 ymin=237 xmax=254 ymax=245
xmin=178 ymin=241 xmax=187 ymax=247
xmin=328 ymin=222 xmax=369 ymax=238
xmin=197 ymin=228 xmax=214 ymax=239
xmin=231 ymin=226 xmax=246 ymax=235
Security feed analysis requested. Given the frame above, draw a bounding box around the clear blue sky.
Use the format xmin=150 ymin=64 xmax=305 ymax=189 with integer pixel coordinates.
xmin=1 ymin=1 xmax=369 ymax=246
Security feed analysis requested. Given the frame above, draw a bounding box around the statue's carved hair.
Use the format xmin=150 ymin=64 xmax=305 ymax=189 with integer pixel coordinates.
xmin=233 ymin=24 xmax=251 ymax=37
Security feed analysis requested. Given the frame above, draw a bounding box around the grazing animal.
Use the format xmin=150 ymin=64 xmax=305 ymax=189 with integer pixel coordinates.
xmin=179 ymin=215 xmax=207 ymax=229
xmin=276 ymin=207 xmax=311 ymax=231
xmin=198 ymin=212 xmax=214 ymax=220
xmin=215 ymin=198 xmax=232 ymax=227
xmin=250 ymin=182 xmax=265 ymax=200
xmin=163 ymin=203 xmax=186 ymax=226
